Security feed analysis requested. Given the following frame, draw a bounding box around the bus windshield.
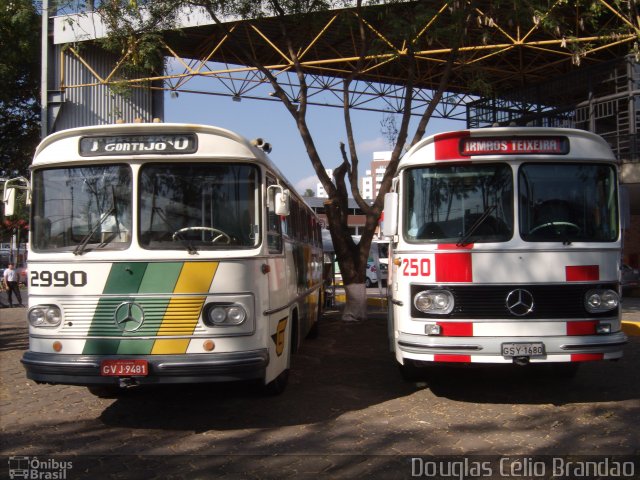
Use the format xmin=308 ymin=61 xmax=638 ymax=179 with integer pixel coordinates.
xmin=31 ymin=165 xmax=132 ymax=252
xmin=519 ymin=163 xmax=618 ymax=242
xmin=139 ymin=163 xmax=260 ymax=250
xmin=404 ymin=164 xmax=513 ymax=244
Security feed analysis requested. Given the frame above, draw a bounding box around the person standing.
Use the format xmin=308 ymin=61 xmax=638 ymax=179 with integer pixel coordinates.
xmin=3 ymin=264 xmax=23 ymax=307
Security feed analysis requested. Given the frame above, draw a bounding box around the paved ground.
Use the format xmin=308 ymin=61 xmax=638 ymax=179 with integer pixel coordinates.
xmin=1 ymin=296 xmax=638 ymax=479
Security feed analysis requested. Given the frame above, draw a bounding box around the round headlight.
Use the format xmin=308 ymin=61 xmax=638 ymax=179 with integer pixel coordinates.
xmin=587 ymin=293 xmax=602 ymax=309
xmin=28 ymin=305 xmax=62 ymax=327
xmin=434 ymin=293 xmax=450 ymax=310
xmin=601 ymin=291 xmax=618 ymax=309
xmin=414 ymin=290 xmax=454 ymax=314
xmin=226 ymin=306 xmax=246 ymax=324
xmin=45 ymin=307 xmax=62 ymax=326
xmin=209 ymin=307 xmax=227 ymax=324
xmin=204 ymin=304 xmax=248 ymax=327
xmin=414 ymin=293 xmax=433 ymax=312
xmin=28 ymin=308 xmax=46 ymax=326
xmin=585 ymin=289 xmax=619 ymax=313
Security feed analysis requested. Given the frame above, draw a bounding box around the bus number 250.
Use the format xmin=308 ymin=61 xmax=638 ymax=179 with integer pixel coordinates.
xmin=401 ymin=258 xmax=431 ymax=276
xmin=30 ymin=271 xmax=87 ymax=287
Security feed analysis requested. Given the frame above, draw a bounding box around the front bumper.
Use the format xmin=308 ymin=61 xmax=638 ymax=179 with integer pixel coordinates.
xmin=397 ymin=331 xmax=628 ymax=363
xmin=21 ymin=349 xmax=269 ymax=385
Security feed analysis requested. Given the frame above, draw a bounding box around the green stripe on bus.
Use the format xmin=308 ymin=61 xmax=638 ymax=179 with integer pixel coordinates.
xmin=83 ymin=262 xmax=185 ymax=354
xmin=103 ymin=263 xmax=148 ymax=294
xmin=117 ymin=339 xmax=156 ymax=355
xmin=82 ymin=339 xmax=121 ymax=355
xmin=138 ymin=262 xmax=183 ymax=293
xmin=82 ymin=296 xmax=133 ymax=354
xmin=84 ymin=263 xmax=148 ymax=354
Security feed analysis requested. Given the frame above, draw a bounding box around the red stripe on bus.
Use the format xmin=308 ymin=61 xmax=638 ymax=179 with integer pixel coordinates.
xmin=437 ymin=243 xmax=473 ymax=250
xmin=434 ymin=354 xmax=471 ymax=363
xmin=437 ymin=322 xmax=473 ymax=336
xmin=434 ymin=131 xmax=469 ymax=161
xmin=435 ymin=252 xmax=473 ymax=282
xmin=571 ymin=353 xmax=604 ymax=362
xmin=566 ymin=265 xmax=599 ymax=281
xmin=567 ymin=321 xmax=597 ymax=336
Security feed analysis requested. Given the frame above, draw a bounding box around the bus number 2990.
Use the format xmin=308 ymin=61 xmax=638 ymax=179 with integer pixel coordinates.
xmin=30 ymin=270 xmax=88 ymax=287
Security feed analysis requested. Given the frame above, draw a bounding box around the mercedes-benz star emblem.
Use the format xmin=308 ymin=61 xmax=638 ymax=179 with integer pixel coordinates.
xmin=114 ymin=302 xmax=145 ymax=332
xmin=505 ymin=289 xmax=535 ymax=317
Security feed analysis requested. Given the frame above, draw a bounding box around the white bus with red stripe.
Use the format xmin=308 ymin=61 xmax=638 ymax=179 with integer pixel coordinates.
xmin=383 ymin=127 xmax=627 ymax=375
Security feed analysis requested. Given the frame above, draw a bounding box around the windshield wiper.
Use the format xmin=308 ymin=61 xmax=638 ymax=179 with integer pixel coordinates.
xmin=456 ymin=205 xmax=496 ymax=247
xmin=73 ymin=205 xmax=116 ymax=255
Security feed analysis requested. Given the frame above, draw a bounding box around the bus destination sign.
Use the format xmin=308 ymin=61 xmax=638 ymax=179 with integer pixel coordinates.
xmin=79 ymin=134 xmax=198 ymax=156
xmin=460 ymin=136 xmax=569 ymax=156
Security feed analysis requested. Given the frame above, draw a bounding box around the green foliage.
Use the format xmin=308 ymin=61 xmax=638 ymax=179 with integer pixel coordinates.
xmin=0 ymin=0 xmax=41 ymax=178
xmin=96 ymin=2 xmax=176 ymax=82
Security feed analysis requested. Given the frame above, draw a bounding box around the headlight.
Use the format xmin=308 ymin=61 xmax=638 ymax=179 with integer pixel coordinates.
xmin=28 ymin=305 xmax=62 ymax=327
xmin=585 ymin=289 xmax=619 ymax=313
xmin=204 ymin=303 xmax=247 ymax=326
xmin=414 ymin=289 xmax=454 ymax=314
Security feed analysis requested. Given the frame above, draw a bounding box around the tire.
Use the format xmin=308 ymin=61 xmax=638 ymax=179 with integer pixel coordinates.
xmin=365 ymin=277 xmax=372 ymax=288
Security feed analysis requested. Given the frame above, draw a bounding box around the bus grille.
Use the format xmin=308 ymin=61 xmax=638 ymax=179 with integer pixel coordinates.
xmin=410 ymin=284 xmax=618 ymax=319
xmin=59 ymin=296 xmax=207 ymax=336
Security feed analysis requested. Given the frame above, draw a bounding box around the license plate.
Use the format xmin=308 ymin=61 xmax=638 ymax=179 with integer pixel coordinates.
xmin=100 ymin=359 xmax=148 ymax=377
xmin=501 ymin=342 xmax=545 ymax=357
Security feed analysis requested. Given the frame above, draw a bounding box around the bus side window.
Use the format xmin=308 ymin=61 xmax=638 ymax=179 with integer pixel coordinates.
xmin=267 ymin=177 xmax=283 ymax=253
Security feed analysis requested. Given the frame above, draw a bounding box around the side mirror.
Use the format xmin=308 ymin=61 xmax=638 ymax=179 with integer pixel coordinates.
xmin=382 ymin=192 xmax=398 ymax=237
xmin=3 ymin=187 xmax=16 ymax=216
xmin=275 ymin=190 xmax=290 ymax=216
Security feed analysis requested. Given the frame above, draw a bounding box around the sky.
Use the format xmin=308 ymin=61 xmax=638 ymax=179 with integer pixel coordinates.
xmin=163 ymin=88 xmax=462 ymax=195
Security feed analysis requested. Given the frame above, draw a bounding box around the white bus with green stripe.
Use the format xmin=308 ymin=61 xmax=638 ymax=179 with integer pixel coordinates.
xmin=21 ymin=123 xmax=323 ymax=395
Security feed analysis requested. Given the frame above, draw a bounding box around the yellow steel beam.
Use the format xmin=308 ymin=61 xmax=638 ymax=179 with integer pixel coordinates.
xmin=411 ymin=3 xmax=449 ymax=47
xmin=598 ymin=0 xmax=640 ymax=35
xmin=249 ymin=24 xmax=293 ymax=65
xmin=58 ymin=2 xmax=637 ymax=98
xmin=352 ymin=10 xmax=404 ymax=55
xmin=66 ymin=46 xmax=105 ymax=85
xmin=298 ymin=13 xmax=339 ymax=61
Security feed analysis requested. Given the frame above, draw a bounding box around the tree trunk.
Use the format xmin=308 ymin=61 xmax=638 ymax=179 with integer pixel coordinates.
xmin=342 ymin=283 xmax=367 ymax=322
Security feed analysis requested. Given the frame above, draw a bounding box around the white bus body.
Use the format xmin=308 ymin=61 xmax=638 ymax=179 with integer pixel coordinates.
xmin=21 ymin=123 xmax=323 ymax=394
xmin=383 ymin=127 xmax=627 ymax=371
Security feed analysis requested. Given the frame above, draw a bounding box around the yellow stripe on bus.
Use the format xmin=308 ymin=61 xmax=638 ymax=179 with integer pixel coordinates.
xmin=151 ymin=262 xmax=218 ymax=354
xmin=151 ymin=339 xmax=192 ymax=354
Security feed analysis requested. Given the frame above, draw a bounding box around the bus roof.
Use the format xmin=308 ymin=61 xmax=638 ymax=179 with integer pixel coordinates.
xmin=399 ymin=127 xmax=618 ymax=170
xmin=32 ymin=122 xmax=284 ymax=175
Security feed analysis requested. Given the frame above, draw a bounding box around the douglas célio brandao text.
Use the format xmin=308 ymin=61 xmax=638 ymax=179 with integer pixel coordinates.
xmin=410 ymin=457 xmax=636 ymax=479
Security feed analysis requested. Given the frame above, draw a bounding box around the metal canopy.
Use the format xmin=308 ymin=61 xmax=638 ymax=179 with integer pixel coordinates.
xmin=55 ymin=1 xmax=639 ymax=119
